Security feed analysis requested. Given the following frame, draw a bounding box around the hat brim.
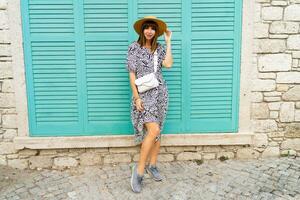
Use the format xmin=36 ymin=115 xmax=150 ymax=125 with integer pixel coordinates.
xmin=134 ymin=17 xmax=167 ymax=37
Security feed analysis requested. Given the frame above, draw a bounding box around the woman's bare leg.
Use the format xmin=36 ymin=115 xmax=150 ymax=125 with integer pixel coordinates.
xmin=147 ymin=140 xmax=161 ymax=166
xmin=137 ymin=122 xmax=160 ymax=175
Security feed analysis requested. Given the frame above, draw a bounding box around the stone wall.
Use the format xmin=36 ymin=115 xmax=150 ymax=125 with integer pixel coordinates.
xmin=0 ymin=0 xmax=299 ymax=170
xmin=0 ymin=0 xmax=18 ymax=166
xmin=252 ymin=0 xmax=300 ymax=158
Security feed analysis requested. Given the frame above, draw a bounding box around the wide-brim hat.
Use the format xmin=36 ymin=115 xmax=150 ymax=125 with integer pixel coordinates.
xmin=133 ymin=16 xmax=167 ymax=37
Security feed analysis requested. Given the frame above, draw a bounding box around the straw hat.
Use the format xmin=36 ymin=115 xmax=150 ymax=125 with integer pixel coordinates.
xmin=133 ymin=16 xmax=167 ymax=37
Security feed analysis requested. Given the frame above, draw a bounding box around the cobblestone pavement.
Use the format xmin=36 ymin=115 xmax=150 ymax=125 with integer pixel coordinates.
xmin=0 ymin=157 xmax=299 ymax=200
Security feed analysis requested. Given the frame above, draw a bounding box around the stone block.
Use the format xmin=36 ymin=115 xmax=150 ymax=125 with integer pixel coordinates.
xmin=0 ymin=63 xmax=13 ymax=79
xmin=251 ymin=103 xmax=269 ymax=119
xmin=264 ymin=91 xmax=282 ymax=97
xmin=0 ymin=0 xmax=7 ymax=9
xmin=3 ymin=129 xmax=17 ymax=139
xmin=39 ymin=149 xmax=58 ymax=155
xmin=29 ymin=156 xmax=53 ymax=169
xmin=270 ymin=21 xmax=299 ymax=34
xmin=157 ymin=154 xmax=174 ymax=162
xmin=295 ymin=110 xmax=300 ymax=122
xmin=252 ymin=79 xmax=276 ymax=91
xmin=270 ymin=111 xmax=279 ymax=118
xmin=2 ymin=79 xmax=14 ymax=92
xmin=7 ymin=159 xmax=28 ymax=169
xmin=19 ymin=149 xmax=38 ymax=158
xmin=279 ymin=102 xmax=295 ymax=122
xmin=253 ymin=120 xmax=278 ymax=132
xmin=103 ymin=153 xmax=131 ymax=164
xmin=0 ymin=30 xmax=9 ymax=43
xmin=79 ymin=152 xmax=102 ymax=166
xmin=0 ymin=93 xmax=16 ymax=107
xmin=262 ymin=7 xmax=283 ymax=20
xmin=292 ymin=51 xmax=300 ymax=59
xmin=202 ymin=146 xmax=222 ymax=152
xmin=236 ymin=148 xmax=260 ymax=159
xmin=0 ymin=44 xmax=10 ymax=56
xmin=281 ymin=139 xmax=300 ymax=150
xmin=282 ymin=86 xmax=300 ymax=101
xmin=0 ymin=11 xmax=8 ymax=29
xmin=176 ymin=152 xmax=201 ymax=161
xmin=277 ymin=72 xmax=300 ymax=83
xmin=2 ymin=114 xmax=17 ymax=128
xmin=0 ymin=142 xmax=17 ymax=154
xmin=271 ymin=1 xmax=287 ymax=6
xmin=264 ymin=96 xmax=281 ymax=102
xmin=258 ymin=54 xmax=291 ymax=72
xmin=287 ymin=35 xmax=300 ymax=50
xmin=276 ymin=84 xmax=290 ymax=92
xmin=253 ymin=134 xmax=268 ymax=147
xmin=0 ymin=155 xmax=6 ymax=165
xmin=268 ymin=131 xmax=284 ymax=138
xmin=254 ymin=23 xmax=269 ymax=38
xmin=284 ymin=123 xmax=300 ymax=138
xmin=284 ymin=4 xmax=300 ymax=21
xmin=261 ymin=146 xmax=280 ymax=158
xmin=258 ymin=73 xmax=276 ymax=79
xmin=202 ymin=153 xmax=216 ymax=160
xmin=254 ymin=39 xmax=286 ymax=53
xmin=54 ymin=157 xmax=78 ymax=167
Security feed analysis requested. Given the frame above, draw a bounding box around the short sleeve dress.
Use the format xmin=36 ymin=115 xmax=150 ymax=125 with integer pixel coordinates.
xmin=126 ymin=41 xmax=169 ymax=145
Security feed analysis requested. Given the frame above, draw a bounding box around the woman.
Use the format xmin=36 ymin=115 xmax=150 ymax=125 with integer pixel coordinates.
xmin=126 ymin=16 xmax=173 ymax=193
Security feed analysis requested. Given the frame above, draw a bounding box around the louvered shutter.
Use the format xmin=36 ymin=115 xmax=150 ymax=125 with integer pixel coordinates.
xmin=22 ymin=0 xmax=84 ymax=136
xmin=84 ymin=0 xmax=132 ymax=134
xmin=188 ymin=0 xmax=242 ymax=132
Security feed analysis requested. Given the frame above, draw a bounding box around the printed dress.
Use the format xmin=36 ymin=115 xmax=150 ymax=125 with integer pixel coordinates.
xmin=126 ymin=41 xmax=169 ymax=145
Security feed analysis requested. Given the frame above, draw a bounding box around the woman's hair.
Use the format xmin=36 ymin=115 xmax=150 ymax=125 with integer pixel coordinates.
xmin=137 ymin=21 xmax=159 ymax=53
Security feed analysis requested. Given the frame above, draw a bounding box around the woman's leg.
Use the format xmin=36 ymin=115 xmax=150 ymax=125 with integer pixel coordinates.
xmin=147 ymin=140 xmax=161 ymax=166
xmin=137 ymin=122 xmax=160 ymax=175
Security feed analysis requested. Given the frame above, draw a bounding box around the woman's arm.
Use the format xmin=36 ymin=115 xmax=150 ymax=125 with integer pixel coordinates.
xmin=129 ymin=72 xmax=140 ymax=100
xmin=162 ymin=41 xmax=173 ymax=68
xmin=128 ymin=72 xmax=144 ymax=111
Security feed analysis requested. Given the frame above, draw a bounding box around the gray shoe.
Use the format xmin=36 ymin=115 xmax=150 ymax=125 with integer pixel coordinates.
xmin=130 ymin=164 xmax=144 ymax=193
xmin=145 ymin=164 xmax=163 ymax=181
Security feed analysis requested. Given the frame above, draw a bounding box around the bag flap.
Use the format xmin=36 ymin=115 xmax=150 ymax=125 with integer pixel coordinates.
xmin=135 ymin=73 xmax=155 ymax=86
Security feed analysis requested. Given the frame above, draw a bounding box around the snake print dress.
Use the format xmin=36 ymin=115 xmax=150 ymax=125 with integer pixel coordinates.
xmin=126 ymin=41 xmax=169 ymax=145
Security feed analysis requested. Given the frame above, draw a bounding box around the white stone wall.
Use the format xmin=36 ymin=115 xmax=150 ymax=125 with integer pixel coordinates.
xmin=0 ymin=0 xmax=299 ymax=170
xmin=252 ymin=0 xmax=300 ymax=158
xmin=0 ymin=0 xmax=18 ymax=166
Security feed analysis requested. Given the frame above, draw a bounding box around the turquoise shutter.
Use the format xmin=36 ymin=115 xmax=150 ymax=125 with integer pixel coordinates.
xmin=83 ymin=0 xmax=131 ymax=134
xmin=188 ymin=0 xmax=242 ymax=132
xmin=22 ymin=0 xmax=84 ymax=136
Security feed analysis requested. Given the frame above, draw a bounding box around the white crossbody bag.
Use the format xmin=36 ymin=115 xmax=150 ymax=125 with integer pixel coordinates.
xmin=134 ymin=50 xmax=159 ymax=93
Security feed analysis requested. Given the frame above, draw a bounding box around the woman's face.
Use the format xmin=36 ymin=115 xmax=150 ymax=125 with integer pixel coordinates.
xmin=143 ymin=26 xmax=156 ymax=41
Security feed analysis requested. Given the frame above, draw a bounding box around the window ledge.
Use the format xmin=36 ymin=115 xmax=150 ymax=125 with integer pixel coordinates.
xmin=14 ymin=133 xmax=254 ymax=150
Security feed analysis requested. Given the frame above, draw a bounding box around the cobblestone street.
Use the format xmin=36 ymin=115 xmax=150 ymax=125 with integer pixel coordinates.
xmin=0 ymin=157 xmax=299 ymax=200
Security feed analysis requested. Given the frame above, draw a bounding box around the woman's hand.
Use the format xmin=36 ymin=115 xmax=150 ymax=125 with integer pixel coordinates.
xmin=164 ymin=29 xmax=172 ymax=44
xmin=135 ymin=98 xmax=144 ymax=112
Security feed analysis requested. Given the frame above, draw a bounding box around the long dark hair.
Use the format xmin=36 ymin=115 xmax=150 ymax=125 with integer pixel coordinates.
xmin=137 ymin=21 xmax=159 ymax=53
